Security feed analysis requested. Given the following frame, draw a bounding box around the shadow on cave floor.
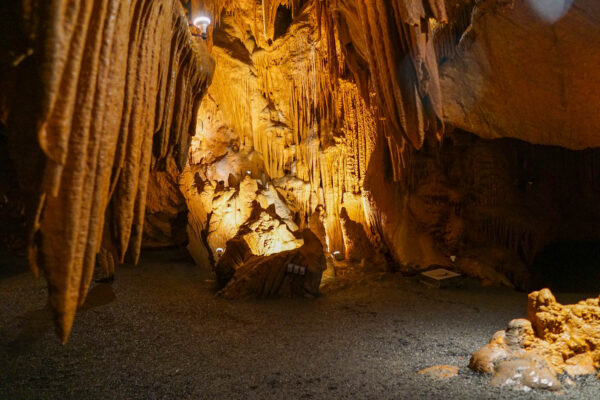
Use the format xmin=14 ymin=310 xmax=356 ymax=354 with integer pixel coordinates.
xmin=1 ymin=250 xmax=599 ymax=399
xmin=78 ymin=283 xmax=116 ymax=311
xmin=0 ymin=247 xmax=29 ymax=280
xmin=529 ymin=241 xmax=600 ymax=293
xmin=1 ymin=282 xmax=117 ymax=356
xmin=3 ymin=306 xmax=53 ymax=356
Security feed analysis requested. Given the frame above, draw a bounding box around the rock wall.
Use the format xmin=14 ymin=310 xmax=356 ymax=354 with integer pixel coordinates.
xmin=441 ymin=0 xmax=600 ymax=149
xmin=0 ymin=0 xmax=214 ymax=342
xmin=180 ymin=0 xmax=600 ymax=289
xmin=180 ymin=0 xmax=455 ymax=272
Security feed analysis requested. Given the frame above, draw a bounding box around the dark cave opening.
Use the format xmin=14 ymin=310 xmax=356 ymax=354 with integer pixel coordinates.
xmin=530 ymin=240 xmax=600 ymax=293
xmin=273 ymin=5 xmax=293 ymax=40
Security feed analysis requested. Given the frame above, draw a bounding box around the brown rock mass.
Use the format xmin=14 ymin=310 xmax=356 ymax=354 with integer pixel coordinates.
xmin=218 ymin=229 xmax=326 ymax=299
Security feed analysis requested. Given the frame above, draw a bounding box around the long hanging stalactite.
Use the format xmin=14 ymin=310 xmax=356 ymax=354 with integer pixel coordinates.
xmin=0 ymin=0 xmax=214 ymax=343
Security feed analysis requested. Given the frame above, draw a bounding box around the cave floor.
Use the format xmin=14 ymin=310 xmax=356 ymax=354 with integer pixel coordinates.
xmin=1 ymin=250 xmax=599 ymax=400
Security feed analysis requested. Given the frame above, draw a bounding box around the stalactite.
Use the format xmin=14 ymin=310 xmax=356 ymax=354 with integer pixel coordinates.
xmin=1 ymin=0 xmax=214 ymax=342
xmin=432 ymin=0 xmax=476 ymax=63
xmin=187 ymin=0 xmax=392 ymax=260
xmin=331 ymin=0 xmax=446 ymax=150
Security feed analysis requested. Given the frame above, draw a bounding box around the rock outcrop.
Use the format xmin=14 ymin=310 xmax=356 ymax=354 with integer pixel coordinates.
xmin=470 ymin=289 xmax=600 ymax=391
xmin=441 ymin=0 xmax=600 ymax=149
xmin=217 ymin=229 xmax=326 ymax=299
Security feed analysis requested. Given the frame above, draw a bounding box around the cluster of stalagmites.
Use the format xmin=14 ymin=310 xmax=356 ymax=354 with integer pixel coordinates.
xmin=470 ymin=289 xmax=600 ymax=392
xmin=0 ymin=0 xmax=213 ymax=342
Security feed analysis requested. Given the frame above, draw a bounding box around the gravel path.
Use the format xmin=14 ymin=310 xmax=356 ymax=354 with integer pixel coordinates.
xmin=1 ymin=250 xmax=599 ymax=399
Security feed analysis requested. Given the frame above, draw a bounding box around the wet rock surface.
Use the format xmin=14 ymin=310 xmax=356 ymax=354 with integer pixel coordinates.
xmin=418 ymin=365 xmax=459 ymax=379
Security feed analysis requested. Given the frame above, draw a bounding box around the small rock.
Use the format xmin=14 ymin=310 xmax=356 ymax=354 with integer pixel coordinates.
xmin=564 ymin=353 xmax=597 ymax=376
xmin=562 ymin=376 xmax=576 ymax=388
xmin=490 ymin=355 xmax=561 ymax=392
xmin=417 ymin=365 xmax=459 ymax=379
xmin=469 ymin=343 xmax=509 ymax=374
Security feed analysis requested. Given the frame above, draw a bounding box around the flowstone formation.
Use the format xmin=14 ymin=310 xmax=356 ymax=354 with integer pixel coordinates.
xmin=470 ymin=289 xmax=600 ymax=392
xmin=0 ymin=0 xmax=214 ymax=341
xmin=182 ymin=0 xmax=450 ymax=278
xmin=179 ymin=0 xmax=600 ymax=292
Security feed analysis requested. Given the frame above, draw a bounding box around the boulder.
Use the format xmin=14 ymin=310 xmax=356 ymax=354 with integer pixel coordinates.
xmin=218 ymin=229 xmax=326 ymax=299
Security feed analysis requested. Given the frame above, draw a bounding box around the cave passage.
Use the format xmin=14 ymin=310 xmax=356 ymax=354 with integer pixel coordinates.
xmin=530 ymin=241 xmax=600 ymax=293
xmin=2 ymin=0 xmax=600 ymax=397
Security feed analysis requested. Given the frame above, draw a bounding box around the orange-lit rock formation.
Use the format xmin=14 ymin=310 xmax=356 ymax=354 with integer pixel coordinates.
xmin=217 ymin=229 xmax=326 ymax=299
xmin=180 ymin=0 xmax=600 ymax=293
xmin=470 ymin=289 xmax=600 ymax=391
xmin=2 ymin=0 xmax=600 ymax=343
xmin=441 ymin=0 xmax=600 ymax=149
xmin=0 ymin=0 xmax=214 ymax=342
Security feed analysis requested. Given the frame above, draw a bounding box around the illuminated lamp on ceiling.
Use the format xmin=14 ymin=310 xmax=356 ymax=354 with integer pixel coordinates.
xmin=193 ymin=16 xmax=211 ymax=40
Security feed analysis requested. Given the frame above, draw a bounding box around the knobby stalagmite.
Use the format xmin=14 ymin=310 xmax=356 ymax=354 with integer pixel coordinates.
xmin=0 ymin=0 xmax=214 ymax=342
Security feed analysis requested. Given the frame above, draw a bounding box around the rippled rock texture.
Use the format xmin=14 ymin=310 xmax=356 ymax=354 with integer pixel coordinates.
xmin=0 ymin=0 xmax=214 ymax=341
xmin=181 ymin=0 xmax=600 ymax=292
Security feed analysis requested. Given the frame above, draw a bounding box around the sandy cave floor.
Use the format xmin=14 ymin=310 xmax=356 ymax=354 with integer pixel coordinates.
xmin=1 ymin=249 xmax=600 ymax=400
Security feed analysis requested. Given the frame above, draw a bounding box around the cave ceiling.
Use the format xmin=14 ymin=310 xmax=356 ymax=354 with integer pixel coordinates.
xmin=441 ymin=0 xmax=600 ymax=149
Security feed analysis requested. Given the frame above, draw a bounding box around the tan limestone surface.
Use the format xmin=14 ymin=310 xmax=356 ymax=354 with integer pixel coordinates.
xmin=470 ymin=289 xmax=600 ymax=391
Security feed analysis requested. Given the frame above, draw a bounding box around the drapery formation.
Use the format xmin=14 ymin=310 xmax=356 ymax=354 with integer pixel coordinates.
xmin=191 ymin=0 xmax=447 ymax=170
xmin=0 ymin=0 xmax=214 ymax=342
xmin=334 ymin=0 xmax=446 ymax=151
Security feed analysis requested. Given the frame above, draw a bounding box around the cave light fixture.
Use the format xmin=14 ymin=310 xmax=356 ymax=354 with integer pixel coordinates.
xmin=193 ymin=16 xmax=211 ymax=39
xmin=332 ymin=250 xmax=344 ymax=261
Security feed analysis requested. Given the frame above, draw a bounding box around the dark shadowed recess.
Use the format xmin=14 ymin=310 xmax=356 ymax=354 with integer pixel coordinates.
xmin=530 ymin=241 xmax=600 ymax=293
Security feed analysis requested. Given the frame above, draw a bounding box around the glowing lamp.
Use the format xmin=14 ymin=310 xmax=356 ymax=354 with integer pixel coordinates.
xmin=193 ymin=16 xmax=211 ymax=39
xmin=215 ymin=247 xmax=224 ymax=256
xmin=246 ymin=170 xmax=252 ymax=175
xmin=332 ymin=250 xmax=344 ymax=261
